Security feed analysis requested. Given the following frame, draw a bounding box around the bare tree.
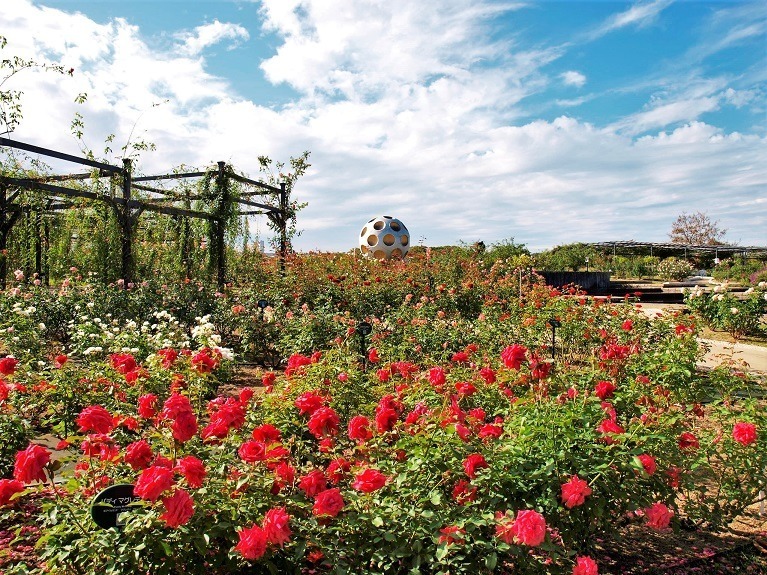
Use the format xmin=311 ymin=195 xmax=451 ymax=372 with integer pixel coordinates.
xmin=669 ymin=211 xmax=727 ymax=245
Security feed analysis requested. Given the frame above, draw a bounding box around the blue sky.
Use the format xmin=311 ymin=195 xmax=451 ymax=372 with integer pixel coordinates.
xmin=1 ymin=0 xmax=765 ymax=251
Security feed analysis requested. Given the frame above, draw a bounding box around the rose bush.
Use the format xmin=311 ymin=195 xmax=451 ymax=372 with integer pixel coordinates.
xmin=0 ymin=250 xmax=765 ymax=575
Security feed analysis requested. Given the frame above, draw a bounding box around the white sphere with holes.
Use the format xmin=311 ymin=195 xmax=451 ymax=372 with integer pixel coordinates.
xmin=358 ymin=216 xmax=411 ymax=260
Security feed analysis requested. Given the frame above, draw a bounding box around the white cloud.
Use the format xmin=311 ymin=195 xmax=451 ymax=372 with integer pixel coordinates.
xmin=0 ymin=0 xmax=765 ymax=255
xmin=175 ymin=20 xmax=250 ymax=56
xmin=560 ymin=71 xmax=586 ymax=88
xmin=588 ymin=0 xmax=674 ymax=40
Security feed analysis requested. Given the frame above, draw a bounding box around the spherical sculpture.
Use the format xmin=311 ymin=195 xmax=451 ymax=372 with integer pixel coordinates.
xmin=359 ymin=216 xmax=410 ymax=260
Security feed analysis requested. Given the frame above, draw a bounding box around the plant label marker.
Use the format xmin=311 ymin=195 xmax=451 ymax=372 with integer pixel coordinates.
xmin=356 ymin=321 xmax=373 ymax=369
xmin=90 ymin=483 xmax=143 ymax=530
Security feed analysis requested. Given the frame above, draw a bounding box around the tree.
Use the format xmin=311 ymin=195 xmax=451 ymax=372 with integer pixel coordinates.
xmin=669 ymin=211 xmax=727 ymax=245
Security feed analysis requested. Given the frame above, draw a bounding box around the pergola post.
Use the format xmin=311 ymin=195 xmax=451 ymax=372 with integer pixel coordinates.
xmin=0 ymin=185 xmax=22 ymax=289
xmin=120 ymin=158 xmax=134 ymax=286
xmin=279 ymin=182 xmax=287 ymax=274
xmin=214 ymin=160 xmax=227 ymax=290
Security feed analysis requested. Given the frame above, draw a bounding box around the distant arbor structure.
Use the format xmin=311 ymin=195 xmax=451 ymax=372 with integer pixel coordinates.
xmin=0 ymin=137 xmax=291 ymax=289
xmin=588 ymin=241 xmax=767 ymax=260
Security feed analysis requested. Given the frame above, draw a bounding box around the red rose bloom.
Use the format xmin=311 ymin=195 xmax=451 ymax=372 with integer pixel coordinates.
xmin=299 ymin=470 xmax=327 ymax=498
xmin=171 ymin=411 xmax=198 ymax=443
xmin=438 ymin=525 xmax=466 ymax=545
xmin=452 ymin=479 xmax=477 ymax=505
xmin=176 ymin=455 xmax=206 ymax=488
xmin=636 ymin=454 xmax=657 ymax=476
xmin=510 ymin=509 xmax=547 ymax=546
xmin=368 ymin=348 xmax=380 ymax=364
xmin=124 ymin=440 xmax=154 ymax=470
xmin=76 ymin=405 xmax=115 ymax=435
xmin=352 ymin=468 xmax=387 ymax=493
xmin=13 ymin=443 xmax=51 ymax=484
xmin=235 ymin=524 xmax=268 ymax=560
xmin=561 ymin=475 xmax=592 ymax=509
xmin=451 ymin=351 xmax=470 ymax=364
xmin=252 ymin=424 xmax=282 ymax=443
xmin=191 ymin=349 xmax=219 ymax=373
xmin=156 ymin=348 xmax=178 ymax=369
xmin=134 ymin=465 xmax=175 ymax=501
xmin=0 ymin=479 xmax=25 ymax=506
xmin=263 ymin=507 xmax=291 ymax=547
xmin=645 ymin=502 xmax=673 ymax=530
xmin=572 ymin=556 xmax=599 ymax=575
xmin=295 ymin=391 xmax=325 ymax=415
xmin=678 ymin=432 xmax=699 ymax=451
xmin=501 ymin=344 xmax=527 ymax=370
xmin=110 ymin=353 xmax=137 ymax=375
xmin=239 ymin=440 xmax=268 ymax=463
xmin=597 ymin=419 xmax=625 ymax=443
xmin=0 ymin=356 xmax=20 ymax=375
xmin=463 ymin=453 xmax=488 ymax=479
xmin=594 ymin=381 xmax=616 ymax=400
xmin=732 ymin=422 xmax=757 ymax=446
xmin=137 ymin=393 xmax=158 ymax=419
xmin=479 ymin=367 xmax=496 ymax=384
xmin=307 ymin=406 xmax=340 ymax=439
xmin=348 ymin=415 xmax=373 ymax=443
xmin=326 ymin=458 xmax=351 ymax=485
xmin=313 ymin=488 xmax=345 ymax=517
xmin=161 ymin=393 xmax=193 ymax=420
xmin=159 ymin=488 xmax=194 ymax=528
xmin=375 ymin=407 xmax=398 ymax=433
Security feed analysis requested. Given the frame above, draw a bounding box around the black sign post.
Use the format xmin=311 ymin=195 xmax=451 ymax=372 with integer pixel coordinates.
xmin=356 ymin=321 xmax=373 ymax=370
xmin=547 ymin=318 xmax=562 ymax=359
xmin=90 ymin=483 xmax=143 ymax=530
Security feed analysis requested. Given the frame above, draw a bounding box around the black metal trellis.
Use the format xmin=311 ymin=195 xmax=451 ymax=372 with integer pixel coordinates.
xmin=0 ymin=137 xmax=291 ymax=289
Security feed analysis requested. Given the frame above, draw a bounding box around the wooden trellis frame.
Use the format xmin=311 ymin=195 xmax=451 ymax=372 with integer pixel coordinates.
xmin=0 ymin=137 xmax=290 ymax=288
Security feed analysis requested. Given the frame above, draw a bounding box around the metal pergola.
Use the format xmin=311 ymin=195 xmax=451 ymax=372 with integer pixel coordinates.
xmin=0 ymin=137 xmax=291 ymax=288
xmin=588 ymin=241 xmax=767 ymax=260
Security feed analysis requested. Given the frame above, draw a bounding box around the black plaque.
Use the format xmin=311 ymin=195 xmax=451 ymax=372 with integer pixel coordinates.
xmin=356 ymin=321 xmax=373 ymax=336
xmin=90 ymin=483 xmax=143 ymax=530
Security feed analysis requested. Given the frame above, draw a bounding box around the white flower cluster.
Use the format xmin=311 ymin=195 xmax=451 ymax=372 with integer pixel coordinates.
xmin=191 ymin=314 xmax=221 ymax=347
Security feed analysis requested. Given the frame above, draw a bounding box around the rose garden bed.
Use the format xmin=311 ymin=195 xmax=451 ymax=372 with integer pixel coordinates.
xmin=0 ymin=251 xmax=766 ymax=574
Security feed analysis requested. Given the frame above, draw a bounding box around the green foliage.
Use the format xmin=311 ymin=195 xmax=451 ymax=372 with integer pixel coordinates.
xmin=0 ymin=408 xmax=30 ymax=477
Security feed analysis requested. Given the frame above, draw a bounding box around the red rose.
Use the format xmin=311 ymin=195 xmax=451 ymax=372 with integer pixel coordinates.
xmin=510 ymin=509 xmax=547 ymax=546
xmin=295 ymin=391 xmax=325 ymax=415
xmin=239 ymin=440 xmax=268 ymax=463
xmin=732 ymin=422 xmax=757 ymax=446
xmin=463 ymin=453 xmax=488 ymax=479
xmin=252 ymin=424 xmax=282 ymax=443
xmin=438 ymin=525 xmax=466 ymax=545
xmin=645 ymin=502 xmax=673 ymax=530
xmin=348 ymin=415 xmax=373 ymax=443
xmin=54 ymin=354 xmax=68 ymax=368
xmin=273 ymin=461 xmax=296 ymax=491
xmin=202 ymin=398 xmax=245 ymax=440
xmin=76 ymin=405 xmax=115 ymax=435
xmin=428 ymin=366 xmax=446 ymax=388
xmin=352 ymin=468 xmax=387 ymax=493
xmin=191 ymin=349 xmax=218 ymax=373
xmin=451 ymin=351 xmax=470 ymax=364
xmin=137 ymin=393 xmax=158 ymax=419
xmin=368 ymin=348 xmax=380 ymax=364
xmin=124 ymin=440 xmax=153 ymax=470
xmin=13 ymin=443 xmax=51 ymax=484
xmin=263 ymin=507 xmax=291 ymax=546
xmin=678 ymin=432 xmax=699 ymax=451
xmin=375 ymin=407 xmax=398 ymax=433
xmin=572 ymin=556 xmax=599 ymax=575
xmin=0 ymin=479 xmax=25 ymax=506
xmin=110 ymin=353 xmax=137 ymax=374
xmin=159 ymin=488 xmax=194 ymax=528
xmin=171 ymin=411 xmax=198 ymax=443
xmin=326 ymin=458 xmax=351 ymax=484
xmin=299 ymin=470 xmax=327 ymax=498
xmin=452 ymin=479 xmax=477 ymax=505
xmin=501 ymin=344 xmax=527 ymax=370
xmin=307 ymin=406 xmax=339 ymax=439
xmin=455 ymin=381 xmax=476 ymax=396
xmin=156 ymin=348 xmax=178 ymax=369
xmin=561 ymin=475 xmax=592 ymax=509
xmin=636 ymin=454 xmax=657 ymax=476
xmin=176 ymin=455 xmax=206 ymax=488
xmin=161 ymin=393 xmax=193 ymax=420
xmin=0 ymin=356 xmax=20 ymax=375
xmin=235 ymin=524 xmax=268 ymax=560
xmin=594 ymin=381 xmax=616 ymax=400
xmin=313 ymin=488 xmax=345 ymax=517
xmin=239 ymin=387 xmax=254 ymax=404
xmin=479 ymin=367 xmax=496 ymax=384
xmin=134 ymin=465 xmax=175 ymax=501
xmin=621 ymin=319 xmax=633 ymax=331
xmin=597 ymin=419 xmax=625 ymax=443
